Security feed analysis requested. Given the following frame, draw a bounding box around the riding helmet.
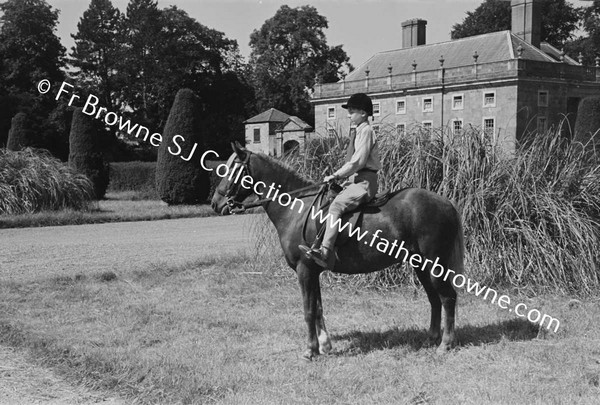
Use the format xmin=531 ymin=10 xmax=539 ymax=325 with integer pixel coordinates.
xmin=342 ymin=93 xmax=373 ymax=117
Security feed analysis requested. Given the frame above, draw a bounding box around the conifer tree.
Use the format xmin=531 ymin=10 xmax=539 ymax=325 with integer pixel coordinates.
xmin=156 ymin=89 xmax=209 ymax=204
xmin=6 ymin=113 xmax=32 ymax=151
xmin=68 ymin=108 xmax=109 ymax=199
xmin=70 ymin=0 xmax=123 ymax=108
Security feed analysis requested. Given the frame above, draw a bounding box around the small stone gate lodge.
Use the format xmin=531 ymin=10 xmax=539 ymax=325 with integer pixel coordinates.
xmin=310 ymin=0 xmax=600 ymax=151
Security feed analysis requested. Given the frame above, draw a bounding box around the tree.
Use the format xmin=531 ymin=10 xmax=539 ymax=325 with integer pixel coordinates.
xmin=111 ymin=2 xmax=252 ymax=158
xmin=68 ymin=108 xmax=110 ymax=199
xmin=451 ymin=0 xmax=579 ymax=47
xmin=565 ymin=0 xmax=600 ymax=66
xmin=0 ymin=0 xmax=66 ymax=155
xmin=249 ymin=5 xmax=352 ymax=124
xmin=155 ymin=89 xmax=209 ymax=205
xmin=70 ymin=0 xmax=123 ymax=108
xmin=119 ymin=0 xmax=163 ymax=124
xmin=6 ymin=113 xmax=32 ymax=151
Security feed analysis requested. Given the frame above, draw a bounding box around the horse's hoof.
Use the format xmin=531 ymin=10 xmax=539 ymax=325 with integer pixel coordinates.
xmin=423 ymin=336 xmax=440 ymax=348
xmin=319 ymin=340 xmax=332 ymax=354
xmin=436 ymin=344 xmax=452 ymax=355
xmin=301 ymin=349 xmax=316 ymax=361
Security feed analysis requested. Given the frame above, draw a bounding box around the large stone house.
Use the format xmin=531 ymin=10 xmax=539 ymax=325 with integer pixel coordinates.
xmin=243 ymin=108 xmax=313 ymax=157
xmin=310 ymin=0 xmax=600 ymax=151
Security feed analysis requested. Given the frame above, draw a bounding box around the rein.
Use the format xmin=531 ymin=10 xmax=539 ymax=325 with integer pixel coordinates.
xmin=223 ymin=153 xmax=327 ymax=214
xmin=237 ymin=182 xmax=326 ymax=211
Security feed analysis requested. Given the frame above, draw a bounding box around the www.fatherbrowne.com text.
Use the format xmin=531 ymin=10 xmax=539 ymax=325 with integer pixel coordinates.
xmin=208 ymin=161 xmax=561 ymax=333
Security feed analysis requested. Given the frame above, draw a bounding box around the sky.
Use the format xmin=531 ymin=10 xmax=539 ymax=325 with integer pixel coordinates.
xmin=48 ymin=0 xmax=592 ymax=69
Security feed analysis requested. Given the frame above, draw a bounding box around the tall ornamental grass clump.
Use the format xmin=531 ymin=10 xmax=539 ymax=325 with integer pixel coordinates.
xmin=276 ymin=124 xmax=600 ymax=295
xmin=0 ymin=148 xmax=95 ymax=215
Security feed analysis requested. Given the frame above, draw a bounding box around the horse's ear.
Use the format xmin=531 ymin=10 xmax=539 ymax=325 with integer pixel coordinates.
xmin=231 ymin=141 xmax=247 ymax=160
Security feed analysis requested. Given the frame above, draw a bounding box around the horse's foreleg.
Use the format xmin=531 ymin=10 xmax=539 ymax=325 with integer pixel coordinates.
xmin=297 ymin=262 xmax=321 ymax=360
xmin=315 ymin=286 xmax=332 ymax=354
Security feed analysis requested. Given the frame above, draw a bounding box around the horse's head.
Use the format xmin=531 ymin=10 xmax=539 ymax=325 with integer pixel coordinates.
xmin=211 ymin=142 xmax=256 ymax=215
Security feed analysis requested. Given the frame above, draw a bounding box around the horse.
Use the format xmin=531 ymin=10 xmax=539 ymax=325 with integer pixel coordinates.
xmin=210 ymin=142 xmax=464 ymax=360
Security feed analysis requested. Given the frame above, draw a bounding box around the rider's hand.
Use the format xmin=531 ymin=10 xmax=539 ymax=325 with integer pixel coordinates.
xmin=324 ymin=175 xmax=337 ymax=183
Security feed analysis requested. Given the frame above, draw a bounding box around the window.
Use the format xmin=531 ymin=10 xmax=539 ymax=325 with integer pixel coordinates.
xmin=422 ymin=97 xmax=433 ymax=112
xmin=327 ymin=128 xmax=336 ymax=137
xmin=537 ymin=116 xmax=547 ymax=132
xmin=422 ymin=121 xmax=433 ymax=138
xmin=372 ymin=102 xmax=381 ymax=116
xmin=253 ymin=128 xmax=260 ymax=143
xmin=396 ymin=123 xmax=406 ymax=136
xmin=452 ymin=119 xmax=463 ymax=135
xmin=327 ymin=106 xmax=336 ymax=119
xmin=483 ymin=91 xmax=496 ymax=108
xmin=538 ymin=91 xmax=549 ymax=107
xmin=452 ymin=94 xmax=464 ymax=110
xmin=372 ymin=124 xmax=380 ymax=135
xmin=396 ymin=99 xmax=406 ymax=114
xmin=483 ymin=117 xmax=495 ymax=139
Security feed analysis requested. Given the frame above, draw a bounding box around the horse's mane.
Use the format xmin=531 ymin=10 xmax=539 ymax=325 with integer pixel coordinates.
xmin=253 ymin=152 xmax=314 ymax=187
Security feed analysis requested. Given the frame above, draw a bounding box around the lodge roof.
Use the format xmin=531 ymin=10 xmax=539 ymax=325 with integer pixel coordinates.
xmin=344 ymin=31 xmax=578 ymax=82
xmin=243 ymin=108 xmax=290 ymax=124
xmin=278 ymin=116 xmax=312 ymax=132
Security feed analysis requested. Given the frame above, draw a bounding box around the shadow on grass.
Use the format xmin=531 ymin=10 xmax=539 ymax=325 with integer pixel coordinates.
xmin=332 ymin=318 xmax=538 ymax=355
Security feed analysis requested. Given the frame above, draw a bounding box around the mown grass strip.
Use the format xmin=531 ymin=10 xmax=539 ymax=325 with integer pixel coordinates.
xmin=0 ymin=252 xmax=599 ymax=404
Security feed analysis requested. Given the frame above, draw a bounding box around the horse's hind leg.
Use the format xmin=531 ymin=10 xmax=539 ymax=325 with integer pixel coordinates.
xmin=434 ymin=277 xmax=457 ymax=353
xmin=315 ymin=287 xmax=332 ymax=354
xmin=414 ymin=268 xmax=442 ymax=345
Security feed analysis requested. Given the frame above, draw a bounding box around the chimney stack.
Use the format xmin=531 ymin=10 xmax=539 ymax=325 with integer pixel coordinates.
xmin=511 ymin=0 xmax=541 ymax=48
xmin=401 ymin=19 xmax=427 ymax=48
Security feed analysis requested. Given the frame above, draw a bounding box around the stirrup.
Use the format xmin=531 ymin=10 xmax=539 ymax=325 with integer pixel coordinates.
xmin=298 ymin=244 xmax=316 ymax=260
xmin=298 ymin=245 xmax=333 ymax=269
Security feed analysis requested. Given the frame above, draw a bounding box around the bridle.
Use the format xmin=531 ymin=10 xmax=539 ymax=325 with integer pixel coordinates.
xmin=216 ymin=152 xmax=252 ymax=213
xmin=219 ymin=151 xmax=328 ymax=214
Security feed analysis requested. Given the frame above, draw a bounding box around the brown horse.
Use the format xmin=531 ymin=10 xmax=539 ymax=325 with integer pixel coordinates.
xmin=211 ymin=143 xmax=464 ymax=360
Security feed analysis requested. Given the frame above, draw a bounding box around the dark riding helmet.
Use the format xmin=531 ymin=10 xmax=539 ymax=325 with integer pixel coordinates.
xmin=342 ymin=93 xmax=373 ymax=117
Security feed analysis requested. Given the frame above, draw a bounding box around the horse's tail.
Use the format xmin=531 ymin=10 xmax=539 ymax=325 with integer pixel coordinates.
xmin=448 ymin=211 xmax=465 ymax=275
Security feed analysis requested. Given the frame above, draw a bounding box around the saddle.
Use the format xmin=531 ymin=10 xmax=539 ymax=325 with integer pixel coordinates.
xmin=304 ymin=185 xmax=395 ymax=248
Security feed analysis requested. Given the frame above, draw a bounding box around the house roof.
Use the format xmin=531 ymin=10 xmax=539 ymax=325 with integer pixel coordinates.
xmin=243 ymin=108 xmax=290 ymax=124
xmin=278 ymin=116 xmax=312 ymax=132
xmin=539 ymin=42 xmax=579 ymax=64
xmin=345 ymin=31 xmax=578 ymax=82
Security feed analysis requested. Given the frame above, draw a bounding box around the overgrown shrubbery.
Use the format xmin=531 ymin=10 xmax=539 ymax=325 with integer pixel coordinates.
xmin=574 ymin=96 xmax=600 ymax=150
xmin=0 ymin=148 xmax=94 ymax=215
xmin=256 ymin=124 xmax=600 ymax=295
xmin=108 ymin=161 xmax=158 ymax=199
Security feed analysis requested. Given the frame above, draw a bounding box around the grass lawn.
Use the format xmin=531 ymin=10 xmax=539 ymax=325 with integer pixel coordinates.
xmin=0 ymin=250 xmax=598 ymax=404
xmin=0 ymin=191 xmax=218 ymax=229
